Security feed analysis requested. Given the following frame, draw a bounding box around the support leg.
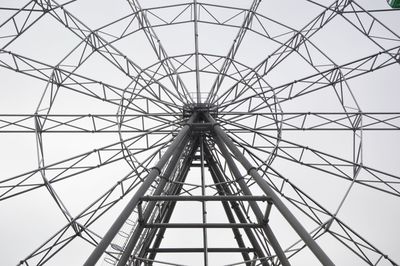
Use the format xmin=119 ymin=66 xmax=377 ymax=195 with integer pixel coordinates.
xmin=84 ymin=113 xmax=197 ymax=266
xmin=214 ymin=136 xmax=288 ymax=266
xmin=209 ymin=114 xmax=335 ymax=266
xmin=117 ymin=138 xmax=197 ymax=266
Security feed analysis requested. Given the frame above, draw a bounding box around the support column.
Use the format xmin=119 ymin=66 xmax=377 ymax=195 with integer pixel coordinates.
xmin=209 ymin=115 xmax=335 ymax=266
xmin=84 ymin=113 xmax=197 ymax=266
xmin=204 ymin=144 xmax=262 ymax=266
xmin=193 ymin=0 xmax=201 ymax=103
xmin=146 ymin=142 xmax=196 ymax=263
xmin=199 ymin=136 xmax=209 ymax=266
xmin=213 ymin=135 xmax=289 ymax=266
xmin=117 ymin=136 xmax=195 ymax=266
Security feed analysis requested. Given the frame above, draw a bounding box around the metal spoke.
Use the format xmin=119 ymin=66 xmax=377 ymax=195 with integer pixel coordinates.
xmin=219 ymin=118 xmax=400 ymax=197
xmin=19 ymin=131 xmax=181 ymax=265
xmin=193 ymin=0 xmax=201 ymax=103
xmin=210 ymin=130 xmax=397 ymax=265
xmin=211 ymin=0 xmax=353 ymax=106
xmin=125 ymin=0 xmax=193 ymax=104
xmin=0 ymin=113 xmax=181 ymax=133
xmin=218 ymin=45 xmax=400 ymax=112
xmin=0 ymin=120 xmax=180 ymax=201
xmin=34 ymin=0 xmax=186 ymax=111
xmin=216 ymin=112 xmax=400 ymax=131
xmin=205 ymin=0 xmax=261 ymax=104
xmin=0 ymin=50 xmax=182 ymax=115
xmin=0 ymin=0 xmax=70 ymax=49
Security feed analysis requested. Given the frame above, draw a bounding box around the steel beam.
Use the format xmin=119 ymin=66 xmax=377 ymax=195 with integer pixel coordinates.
xmin=205 ymin=146 xmax=259 ymax=266
xmin=116 ymin=138 xmax=197 ymax=266
xmin=200 ymin=136 xmax=209 ymax=266
xmin=193 ymin=0 xmax=201 ymax=103
xmin=146 ymin=145 xmax=196 ymax=263
xmin=213 ymin=134 xmax=290 ymax=266
xmin=209 ymin=115 xmax=335 ymax=266
xmin=146 ymin=248 xmax=256 ymax=253
xmin=142 ymin=223 xmax=263 ymax=228
xmin=140 ymin=195 xmax=271 ymax=202
xmin=83 ymin=113 xmax=197 ymax=266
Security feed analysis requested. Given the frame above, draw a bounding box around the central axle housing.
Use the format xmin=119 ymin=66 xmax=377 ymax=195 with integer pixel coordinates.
xmin=182 ymin=103 xmax=218 ymax=118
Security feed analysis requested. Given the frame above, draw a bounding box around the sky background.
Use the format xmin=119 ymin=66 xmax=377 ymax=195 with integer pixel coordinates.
xmin=1 ymin=0 xmax=400 ymax=265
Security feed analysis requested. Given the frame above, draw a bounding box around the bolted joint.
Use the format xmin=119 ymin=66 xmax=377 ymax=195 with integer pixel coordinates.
xmin=247 ymin=166 xmax=256 ymax=176
xmin=211 ymin=122 xmax=220 ymax=131
xmin=150 ymin=166 xmax=161 ymax=175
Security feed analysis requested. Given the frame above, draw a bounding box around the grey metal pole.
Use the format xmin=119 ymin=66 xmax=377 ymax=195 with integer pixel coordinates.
xmin=116 ymin=137 xmax=194 ymax=266
xmin=209 ymin=115 xmax=335 ymax=266
xmin=214 ymin=135 xmax=288 ymax=266
xmin=147 ymin=142 xmax=197 ymax=262
xmin=199 ymin=136 xmax=209 ymax=266
xmin=84 ymin=113 xmax=197 ymax=266
xmin=193 ymin=0 xmax=201 ymax=103
xmin=205 ymin=145 xmax=261 ymax=266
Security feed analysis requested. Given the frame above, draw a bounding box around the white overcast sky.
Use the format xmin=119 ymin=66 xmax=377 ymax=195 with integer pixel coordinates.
xmin=1 ymin=0 xmax=400 ymax=265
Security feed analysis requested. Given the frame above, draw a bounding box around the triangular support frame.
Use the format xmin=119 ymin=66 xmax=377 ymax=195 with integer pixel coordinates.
xmin=84 ymin=111 xmax=335 ymax=266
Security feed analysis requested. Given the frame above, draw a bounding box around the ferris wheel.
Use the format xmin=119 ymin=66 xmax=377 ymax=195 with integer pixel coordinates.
xmin=1 ymin=0 xmax=400 ymax=265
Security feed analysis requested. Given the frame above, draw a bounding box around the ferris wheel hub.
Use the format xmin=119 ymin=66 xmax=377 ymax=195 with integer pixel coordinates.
xmin=182 ymin=103 xmax=218 ymax=118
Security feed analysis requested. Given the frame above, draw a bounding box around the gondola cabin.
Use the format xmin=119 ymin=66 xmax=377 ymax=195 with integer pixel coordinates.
xmin=388 ymin=0 xmax=400 ymax=8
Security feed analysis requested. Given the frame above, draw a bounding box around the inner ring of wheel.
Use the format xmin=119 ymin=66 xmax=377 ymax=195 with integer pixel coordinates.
xmin=117 ymin=52 xmax=283 ymax=171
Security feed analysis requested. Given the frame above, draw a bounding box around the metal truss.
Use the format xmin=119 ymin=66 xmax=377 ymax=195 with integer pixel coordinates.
xmin=1 ymin=0 xmax=399 ymax=266
xmin=2 ymin=112 xmax=400 ymax=133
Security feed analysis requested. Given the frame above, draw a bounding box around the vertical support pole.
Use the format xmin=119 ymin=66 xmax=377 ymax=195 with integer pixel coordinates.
xmin=146 ymin=140 xmax=199 ymax=262
xmin=200 ymin=135 xmax=209 ymax=266
xmin=193 ymin=0 xmax=201 ymax=103
xmin=117 ymin=137 xmax=195 ymax=266
xmin=84 ymin=113 xmax=197 ymax=266
xmin=204 ymin=144 xmax=259 ymax=266
xmin=209 ymin=115 xmax=335 ymax=266
xmin=214 ymin=135 xmax=288 ymax=266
